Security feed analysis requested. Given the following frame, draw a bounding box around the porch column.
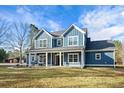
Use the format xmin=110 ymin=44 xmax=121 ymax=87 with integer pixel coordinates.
xmin=81 ymin=50 xmax=85 ymax=68
xmin=59 ymin=52 xmax=62 ymax=67
xmin=46 ymin=52 xmax=48 ymax=67
xmin=28 ymin=53 xmax=31 ymax=67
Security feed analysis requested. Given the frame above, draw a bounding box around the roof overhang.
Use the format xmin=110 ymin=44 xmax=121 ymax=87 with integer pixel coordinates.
xmin=27 ymin=46 xmax=85 ymax=53
xmin=85 ymin=49 xmax=115 ymax=52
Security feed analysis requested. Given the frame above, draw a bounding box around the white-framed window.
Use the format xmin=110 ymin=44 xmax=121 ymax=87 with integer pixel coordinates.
xmin=39 ymin=39 xmax=47 ymax=48
xmin=68 ymin=53 xmax=79 ymax=63
xmin=57 ymin=39 xmax=62 ymax=46
xmin=39 ymin=54 xmax=46 ymax=62
xmin=95 ymin=53 xmax=101 ymax=60
xmin=68 ymin=36 xmax=78 ymax=46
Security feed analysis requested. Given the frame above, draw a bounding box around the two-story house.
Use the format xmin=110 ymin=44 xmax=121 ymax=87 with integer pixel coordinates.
xmin=26 ymin=24 xmax=115 ymax=68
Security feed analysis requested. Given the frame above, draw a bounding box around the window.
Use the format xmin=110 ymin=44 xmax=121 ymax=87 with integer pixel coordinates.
xmin=40 ymin=39 xmax=47 ymax=48
xmin=95 ymin=53 xmax=101 ymax=60
xmin=32 ymin=56 xmax=34 ymax=61
xmin=68 ymin=36 xmax=78 ymax=46
xmin=39 ymin=54 xmax=46 ymax=62
xmin=68 ymin=53 xmax=79 ymax=63
xmin=57 ymin=39 xmax=62 ymax=46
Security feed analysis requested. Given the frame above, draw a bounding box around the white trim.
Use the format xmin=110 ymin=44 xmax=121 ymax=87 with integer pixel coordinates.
xmin=95 ymin=53 xmax=101 ymax=60
xmin=57 ymin=38 xmax=62 ymax=46
xmin=46 ymin=52 xmax=48 ymax=67
xmin=81 ymin=50 xmax=85 ymax=68
xmin=28 ymin=53 xmax=31 ymax=67
xmin=38 ymin=39 xmax=47 ymax=48
xmin=29 ymin=49 xmax=84 ymax=54
xmin=33 ymin=29 xmax=52 ymax=40
xmin=59 ymin=52 xmax=62 ymax=67
xmin=85 ymin=64 xmax=114 ymax=67
xmin=63 ymin=52 xmax=64 ymax=65
xmin=51 ymin=36 xmax=52 ymax=48
xmin=68 ymin=53 xmax=79 ymax=63
xmin=85 ymin=49 xmax=115 ymax=52
xmin=61 ymin=24 xmax=85 ymax=36
xmin=68 ymin=35 xmax=79 ymax=46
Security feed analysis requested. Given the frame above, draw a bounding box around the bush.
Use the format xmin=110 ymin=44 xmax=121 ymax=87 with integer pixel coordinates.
xmin=0 ymin=48 xmax=9 ymax=63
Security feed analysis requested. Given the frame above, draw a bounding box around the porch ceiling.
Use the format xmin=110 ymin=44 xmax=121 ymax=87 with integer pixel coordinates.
xmin=27 ymin=46 xmax=84 ymax=53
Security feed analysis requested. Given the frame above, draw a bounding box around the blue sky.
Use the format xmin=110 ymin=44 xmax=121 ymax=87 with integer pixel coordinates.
xmin=0 ymin=5 xmax=124 ymax=42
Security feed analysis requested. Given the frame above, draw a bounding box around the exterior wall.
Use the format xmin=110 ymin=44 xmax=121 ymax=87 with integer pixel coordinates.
xmin=52 ymin=39 xmax=56 ymax=47
xmin=63 ymin=52 xmax=81 ymax=67
xmin=35 ymin=31 xmax=52 ymax=48
xmin=85 ymin=51 xmax=114 ymax=65
xmin=63 ymin=27 xmax=85 ymax=47
xmin=52 ymin=38 xmax=63 ymax=47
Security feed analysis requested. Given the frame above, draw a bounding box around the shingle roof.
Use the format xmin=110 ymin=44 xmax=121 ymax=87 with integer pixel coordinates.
xmin=49 ymin=28 xmax=87 ymax=37
xmin=50 ymin=31 xmax=64 ymax=37
xmin=86 ymin=40 xmax=115 ymax=50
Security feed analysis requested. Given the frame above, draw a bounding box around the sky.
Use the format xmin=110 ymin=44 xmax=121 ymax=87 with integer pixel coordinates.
xmin=0 ymin=5 xmax=124 ymax=42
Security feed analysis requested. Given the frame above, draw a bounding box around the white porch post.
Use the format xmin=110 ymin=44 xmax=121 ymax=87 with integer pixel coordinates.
xmin=59 ymin=52 xmax=62 ymax=67
xmin=51 ymin=53 xmax=52 ymax=66
xmin=63 ymin=52 xmax=64 ymax=66
xmin=46 ymin=52 xmax=48 ymax=67
xmin=28 ymin=53 xmax=31 ymax=67
xmin=81 ymin=50 xmax=85 ymax=68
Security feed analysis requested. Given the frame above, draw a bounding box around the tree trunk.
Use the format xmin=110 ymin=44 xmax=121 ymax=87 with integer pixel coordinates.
xmin=19 ymin=46 xmax=22 ymax=64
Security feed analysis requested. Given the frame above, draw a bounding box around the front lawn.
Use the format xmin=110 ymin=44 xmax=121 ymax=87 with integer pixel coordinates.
xmin=0 ymin=67 xmax=124 ymax=88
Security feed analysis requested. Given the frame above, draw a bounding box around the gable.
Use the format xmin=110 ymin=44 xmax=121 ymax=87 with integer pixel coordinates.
xmin=63 ymin=25 xmax=85 ymax=47
xmin=61 ymin=24 xmax=86 ymax=36
xmin=33 ymin=29 xmax=52 ymax=40
xmin=63 ymin=27 xmax=82 ymax=37
xmin=34 ymin=30 xmax=52 ymax=48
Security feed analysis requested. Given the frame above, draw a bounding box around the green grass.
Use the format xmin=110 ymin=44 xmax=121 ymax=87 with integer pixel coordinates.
xmin=0 ymin=67 xmax=124 ymax=88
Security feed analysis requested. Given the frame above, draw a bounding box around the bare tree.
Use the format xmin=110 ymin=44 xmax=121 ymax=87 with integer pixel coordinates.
xmin=0 ymin=18 xmax=11 ymax=45
xmin=7 ymin=22 xmax=30 ymax=63
xmin=121 ymin=42 xmax=124 ymax=65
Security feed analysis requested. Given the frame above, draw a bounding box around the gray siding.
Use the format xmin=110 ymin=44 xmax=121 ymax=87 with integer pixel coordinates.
xmin=35 ymin=31 xmax=52 ymax=48
xmin=85 ymin=51 xmax=114 ymax=65
xmin=63 ymin=27 xmax=85 ymax=47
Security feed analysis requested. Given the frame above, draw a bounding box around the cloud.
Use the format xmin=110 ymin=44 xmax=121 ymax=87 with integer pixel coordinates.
xmin=79 ymin=6 xmax=124 ymax=41
xmin=90 ymin=26 xmax=124 ymax=40
xmin=0 ymin=6 xmax=62 ymax=32
xmin=47 ymin=20 xmax=62 ymax=31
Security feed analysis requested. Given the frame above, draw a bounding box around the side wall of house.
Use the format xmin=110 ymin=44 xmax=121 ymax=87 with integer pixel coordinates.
xmin=85 ymin=51 xmax=114 ymax=66
xmin=35 ymin=31 xmax=52 ymax=48
xmin=63 ymin=27 xmax=85 ymax=47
